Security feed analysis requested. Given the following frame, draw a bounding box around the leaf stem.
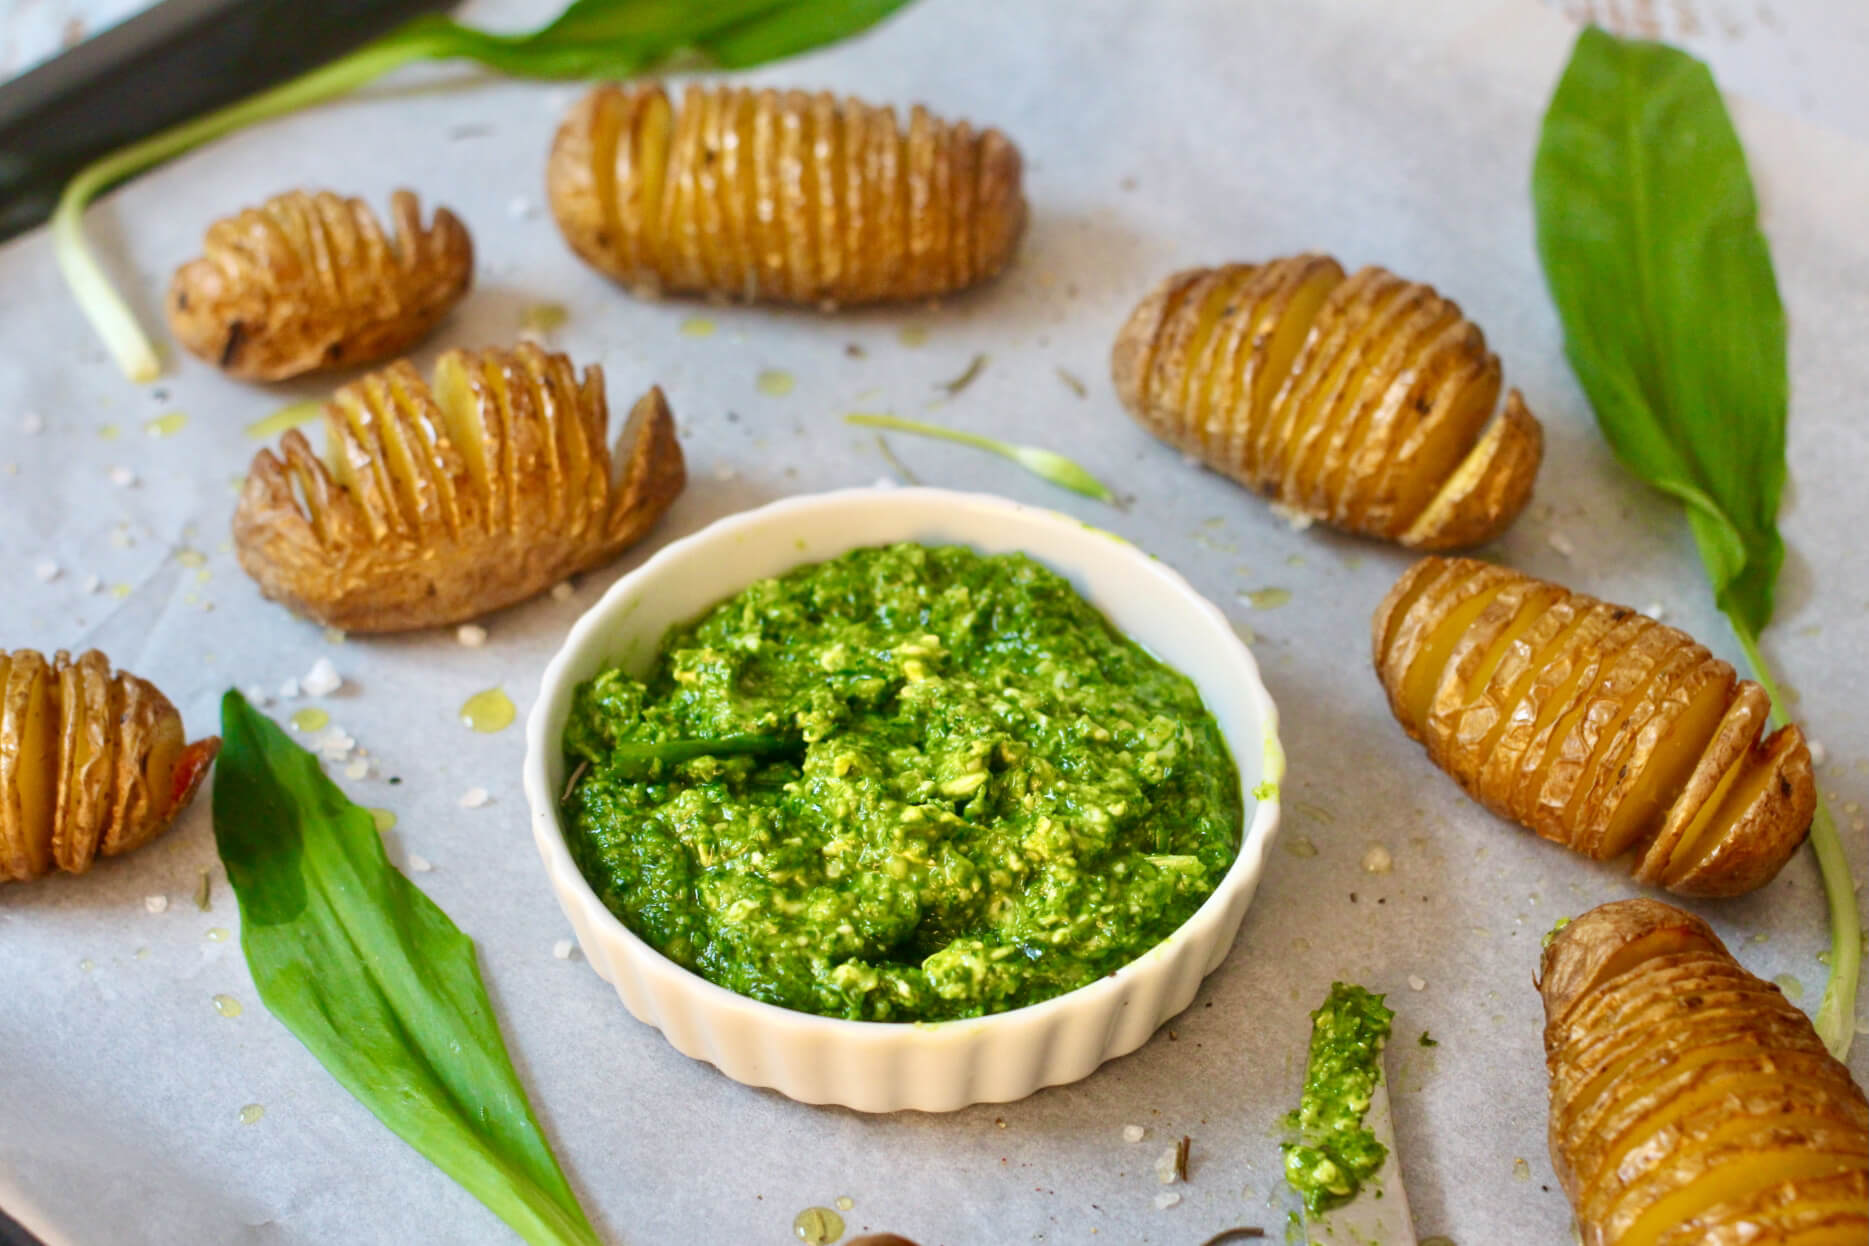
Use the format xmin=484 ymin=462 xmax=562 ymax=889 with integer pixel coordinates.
xmin=52 ymin=23 xmax=449 ymax=381
xmin=1732 ymin=622 xmax=1860 ymax=1059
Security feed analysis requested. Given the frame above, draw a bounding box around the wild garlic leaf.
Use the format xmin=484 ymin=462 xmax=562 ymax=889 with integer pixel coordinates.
xmin=1532 ymin=26 xmax=1787 ymax=637
xmin=845 ymin=412 xmax=1115 ymax=503
xmin=212 ymin=692 xmax=601 ymax=1246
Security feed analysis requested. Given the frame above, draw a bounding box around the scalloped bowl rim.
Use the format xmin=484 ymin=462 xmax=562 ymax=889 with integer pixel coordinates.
xmin=522 ymin=485 xmax=1283 ymax=1111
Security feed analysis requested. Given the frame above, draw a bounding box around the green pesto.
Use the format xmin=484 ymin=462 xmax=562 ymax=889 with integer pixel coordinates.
xmin=1281 ymin=982 xmax=1396 ymax=1215
xmin=561 ymin=543 xmax=1243 ymax=1023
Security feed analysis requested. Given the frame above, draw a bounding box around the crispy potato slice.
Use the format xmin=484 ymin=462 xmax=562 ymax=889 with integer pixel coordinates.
xmin=1113 ymin=258 xmax=1541 ymax=546
xmin=1376 ymin=559 xmax=1814 ymax=896
xmin=168 ymin=189 xmax=471 ymax=381
xmin=0 ymin=649 xmax=218 ymax=883
xmin=236 ymin=343 xmax=686 ymax=633
xmin=1541 ymin=901 xmax=1869 ymax=1246
xmin=549 ymin=83 xmax=1024 ymax=305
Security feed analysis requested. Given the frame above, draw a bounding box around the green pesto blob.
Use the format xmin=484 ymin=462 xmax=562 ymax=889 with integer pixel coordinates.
xmin=1282 ymin=982 xmax=1396 ymax=1215
xmin=561 ymin=543 xmax=1243 ymax=1022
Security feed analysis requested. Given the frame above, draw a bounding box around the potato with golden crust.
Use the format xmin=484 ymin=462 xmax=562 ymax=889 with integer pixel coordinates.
xmin=168 ymin=189 xmax=472 ymax=381
xmin=0 ymin=649 xmax=219 ymax=883
xmin=1110 ymin=256 xmax=1543 ymax=548
xmin=234 ymin=343 xmax=685 ymax=633
xmin=1372 ymin=557 xmax=1813 ymax=896
xmin=1540 ymin=899 xmax=1868 ymax=1246
xmin=547 ymin=82 xmax=1025 ymax=306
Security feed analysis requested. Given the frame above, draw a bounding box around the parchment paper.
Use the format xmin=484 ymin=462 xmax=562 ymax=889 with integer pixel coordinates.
xmin=2 ymin=2 xmax=1865 ymax=1243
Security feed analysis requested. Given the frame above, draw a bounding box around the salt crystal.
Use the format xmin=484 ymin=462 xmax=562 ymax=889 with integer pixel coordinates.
xmin=301 ymin=657 xmax=341 ymax=697
xmin=714 ymin=465 xmax=738 ymax=482
xmin=144 ymin=895 xmax=168 ymax=914
xmin=459 ymin=786 xmax=490 ymax=809
xmin=317 ymin=728 xmax=356 ymax=759
xmin=456 ymin=623 xmax=488 ymax=648
xmin=109 ymin=466 xmax=137 ymax=488
xmin=21 ymin=412 xmax=44 ymax=435
xmin=33 ymin=559 xmax=59 ymax=583
xmin=550 ymin=581 xmax=575 ymax=602
xmin=1641 ymin=602 xmax=1667 ymax=621
xmin=1122 ymin=1124 xmax=1146 ymax=1143
xmin=81 ymin=574 xmax=100 ymax=594
xmin=1809 ymin=739 xmax=1827 ymax=769
xmin=1152 ymin=1192 xmax=1180 ymax=1210
xmin=344 ymin=759 xmax=370 ymax=780
xmin=1268 ymin=501 xmax=1315 ymax=532
xmin=1408 ymin=974 xmax=1427 ymax=991
xmin=1546 ymin=531 xmax=1576 ymax=558
xmin=278 ymin=678 xmax=300 ymax=699
xmin=552 ymin=939 xmax=575 ymax=960
xmin=508 ymin=195 xmax=536 ymax=220
xmin=1154 ymin=1148 xmax=1179 ymax=1184
xmin=243 ymin=685 xmax=272 ymax=708
xmin=407 ymin=854 xmax=433 ymax=873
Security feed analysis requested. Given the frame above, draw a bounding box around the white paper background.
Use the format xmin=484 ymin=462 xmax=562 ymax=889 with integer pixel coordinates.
xmin=1 ymin=2 xmax=1865 ymax=1244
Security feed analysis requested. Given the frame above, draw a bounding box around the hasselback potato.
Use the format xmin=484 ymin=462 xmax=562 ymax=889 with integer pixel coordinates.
xmin=234 ymin=343 xmax=685 ymax=632
xmin=1 ymin=649 xmax=219 ymax=882
xmin=547 ymin=82 xmax=1025 ymax=306
xmin=168 ymin=189 xmax=473 ymax=381
xmin=1111 ymin=256 xmax=1543 ymax=548
xmin=1541 ymin=899 xmax=1868 ymax=1245
xmin=1373 ymin=557 xmax=1813 ymax=896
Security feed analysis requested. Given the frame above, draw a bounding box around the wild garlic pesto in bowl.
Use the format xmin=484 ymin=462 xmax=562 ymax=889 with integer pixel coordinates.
xmin=525 ymin=487 xmax=1282 ymax=1111
xmin=559 ymin=543 xmax=1243 ymax=1022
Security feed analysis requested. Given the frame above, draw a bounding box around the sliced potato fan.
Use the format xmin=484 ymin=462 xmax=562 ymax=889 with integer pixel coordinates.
xmin=234 ymin=343 xmax=686 ymax=632
xmin=1540 ymin=900 xmax=1868 ymax=1246
xmin=548 ymin=82 xmax=1026 ymax=306
xmin=1373 ymin=557 xmax=1814 ymax=896
xmin=0 ymin=649 xmax=219 ymax=883
xmin=1111 ymin=256 xmax=1543 ymax=548
xmin=168 ymin=189 xmax=473 ymax=381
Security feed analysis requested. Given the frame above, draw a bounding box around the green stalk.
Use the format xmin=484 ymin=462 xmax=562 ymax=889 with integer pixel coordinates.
xmin=52 ymin=25 xmax=448 ymax=380
xmin=1733 ymin=624 xmax=1860 ymax=1059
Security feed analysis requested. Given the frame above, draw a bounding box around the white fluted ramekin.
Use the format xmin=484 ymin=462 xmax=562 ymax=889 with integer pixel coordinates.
xmin=523 ymin=487 xmax=1283 ymax=1112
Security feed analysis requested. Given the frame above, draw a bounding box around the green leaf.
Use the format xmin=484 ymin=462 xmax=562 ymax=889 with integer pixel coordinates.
xmin=212 ymin=692 xmax=601 ymax=1246
xmin=1532 ymin=25 xmax=1786 ymax=637
xmin=844 ymin=412 xmax=1116 ymax=503
xmin=1534 ymin=27 xmax=1858 ymax=1060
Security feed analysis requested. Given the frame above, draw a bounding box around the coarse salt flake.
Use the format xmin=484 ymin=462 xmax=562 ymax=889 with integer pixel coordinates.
xmin=1154 ymin=1148 xmax=1180 ymax=1184
xmin=344 ymin=759 xmax=370 ymax=780
xmin=301 ymin=657 xmax=341 ymax=697
xmin=459 ymin=786 xmax=490 ymax=809
xmin=552 ymin=939 xmax=575 ymax=960
xmin=1546 ymin=531 xmax=1576 ymax=558
xmin=508 ymin=195 xmax=536 ymax=220
xmin=1122 ymin=1124 xmax=1146 ymax=1143
xmin=1408 ymin=974 xmax=1427 ymax=992
xmin=407 ymin=854 xmax=433 ymax=873
xmin=144 ymin=895 xmax=168 ymax=914
xmin=22 ymin=412 xmax=44 ymax=435
xmin=109 ymin=466 xmax=137 ymax=488
xmin=550 ymin=581 xmax=575 ymax=602
xmin=33 ymin=559 xmax=59 ymax=583
xmin=1152 ymin=1192 xmax=1181 ymax=1210
xmin=81 ymin=574 xmax=100 ymax=594
xmin=1809 ymin=739 xmax=1827 ymax=769
xmin=1641 ymin=602 xmax=1667 ymax=621
xmin=278 ymin=678 xmax=300 ymax=699
xmin=456 ymin=623 xmax=488 ymax=648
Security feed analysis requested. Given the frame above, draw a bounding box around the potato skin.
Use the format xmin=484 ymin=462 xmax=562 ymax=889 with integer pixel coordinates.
xmin=234 ymin=343 xmax=685 ymax=633
xmin=0 ymin=649 xmax=218 ymax=883
xmin=1111 ymin=257 xmax=1542 ymax=548
xmin=1373 ymin=557 xmax=1813 ymax=896
xmin=1540 ymin=900 xmax=1868 ymax=1246
xmin=547 ymin=82 xmax=1025 ymax=306
xmin=168 ymin=189 xmax=472 ymax=381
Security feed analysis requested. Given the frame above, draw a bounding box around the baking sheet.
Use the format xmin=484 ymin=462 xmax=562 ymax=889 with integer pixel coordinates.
xmin=2 ymin=1 xmax=1865 ymax=1243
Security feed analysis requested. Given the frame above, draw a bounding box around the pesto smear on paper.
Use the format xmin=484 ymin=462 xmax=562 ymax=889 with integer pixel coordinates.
xmin=1282 ymin=982 xmax=1396 ymax=1215
xmin=561 ymin=543 xmax=1242 ymax=1022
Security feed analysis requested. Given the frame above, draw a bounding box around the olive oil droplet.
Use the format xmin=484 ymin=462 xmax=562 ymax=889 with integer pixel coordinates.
xmin=79 ymin=958 xmax=95 ymax=973
xmin=1283 ymin=835 xmax=1318 ymax=858
xmin=680 ymin=316 xmax=717 ymax=338
xmin=792 ymin=1206 xmax=844 ymax=1244
xmin=213 ymin=993 xmax=244 ymax=1018
xmin=244 ymin=401 xmax=323 ymax=441
xmin=239 ymin=1103 xmax=265 ymax=1125
xmin=460 ymin=687 xmax=516 ymax=733
xmin=291 ymin=707 xmax=330 ymax=733
xmin=145 ymin=412 xmax=188 ymax=438
xmin=834 ymin=1196 xmax=854 ymax=1212
xmin=1773 ymin=973 xmax=1804 ymax=1001
xmin=757 ymin=369 xmax=796 ymax=397
xmin=897 ymin=324 xmax=929 ymax=347
xmin=206 ymin=927 xmax=231 ymax=943
xmin=368 ymin=808 xmax=397 ymax=833
xmin=1242 ymin=587 xmax=1292 ymax=610
xmin=97 ymin=423 xmax=121 ymax=441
